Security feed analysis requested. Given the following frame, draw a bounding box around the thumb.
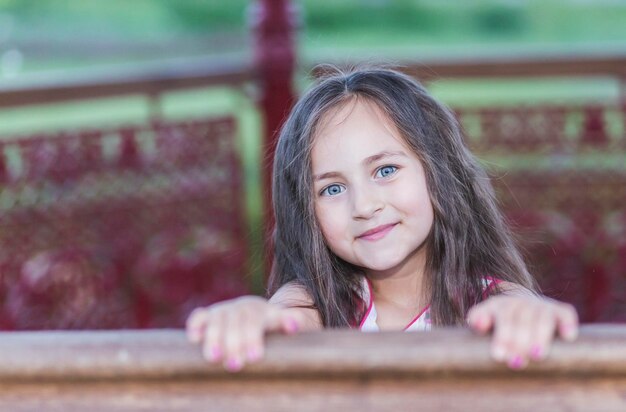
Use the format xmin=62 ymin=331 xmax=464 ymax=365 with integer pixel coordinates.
xmin=554 ymin=303 xmax=579 ymax=342
xmin=467 ymin=302 xmax=496 ymax=334
xmin=265 ymin=307 xmax=305 ymax=335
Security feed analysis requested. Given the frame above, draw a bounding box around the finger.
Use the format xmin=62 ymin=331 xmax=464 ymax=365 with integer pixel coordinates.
xmin=241 ymin=307 xmax=265 ymax=363
xmin=265 ymin=307 xmax=302 ymax=334
xmin=223 ymin=308 xmax=246 ymax=372
xmin=203 ymin=309 xmax=225 ymax=363
xmin=490 ymin=304 xmax=516 ymax=363
xmin=505 ymin=302 xmax=538 ymax=369
xmin=467 ymin=301 xmax=496 ymax=335
xmin=555 ymin=303 xmax=579 ymax=342
xmin=528 ymin=306 xmax=557 ymax=362
xmin=186 ymin=307 xmax=210 ymax=343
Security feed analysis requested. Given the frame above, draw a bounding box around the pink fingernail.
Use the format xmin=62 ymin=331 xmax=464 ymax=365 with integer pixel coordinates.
xmin=209 ymin=345 xmax=222 ymax=361
xmin=477 ymin=316 xmax=488 ymax=328
xmin=247 ymin=347 xmax=261 ymax=362
xmin=286 ymin=318 xmax=299 ymax=333
xmin=530 ymin=345 xmax=543 ymax=360
xmin=225 ymin=358 xmax=243 ymax=372
xmin=508 ymin=355 xmax=525 ymax=370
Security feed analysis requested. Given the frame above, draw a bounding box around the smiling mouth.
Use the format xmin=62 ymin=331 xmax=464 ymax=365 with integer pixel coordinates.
xmin=357 ymin=223 xmax=397 ymax=241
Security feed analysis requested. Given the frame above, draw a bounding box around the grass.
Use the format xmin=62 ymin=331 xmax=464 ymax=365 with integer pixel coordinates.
xmin=430 ymin=77 xmax=622 ymax=107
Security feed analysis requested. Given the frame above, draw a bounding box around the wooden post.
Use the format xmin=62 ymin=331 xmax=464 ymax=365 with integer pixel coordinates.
xmin=0 ymin=146 xmax=7 ymax=183
xmin=249 ymin=0 xmax=298 ymax=281
xmin=582 ymin=105 xmax=608 ymax=146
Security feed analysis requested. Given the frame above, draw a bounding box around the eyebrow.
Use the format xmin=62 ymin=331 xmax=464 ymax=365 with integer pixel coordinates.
xmin=363 ymin=150 xmax=407 ymax=166
xmin=313 ymin=150 xmax=407 ymax=181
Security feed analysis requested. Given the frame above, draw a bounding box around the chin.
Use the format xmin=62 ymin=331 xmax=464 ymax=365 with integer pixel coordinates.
xmin=363 ymin=247 xmax=422 ymax=272
xmin=359 ymin=257 xmax=404 ymax=272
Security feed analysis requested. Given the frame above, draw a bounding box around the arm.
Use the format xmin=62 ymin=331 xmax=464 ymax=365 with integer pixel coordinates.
xmin=269 ymin=282 xmax=323 ymax=331
xmin=467 ymin=281 xmax=579 ymax=369
xmin=186 ymin=282 xmax=322 ymax=371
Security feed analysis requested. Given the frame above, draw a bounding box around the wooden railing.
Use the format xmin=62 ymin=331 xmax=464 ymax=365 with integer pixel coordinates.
xmin=311 ymin=47 xmax=626 ymax=86
xmin=0 ymin=55 xmax=253 ymax=109
xmin=0 ymin=326 xmax=624 ymax=411
xmin=399 ymin=49 xmax=626 ymax=84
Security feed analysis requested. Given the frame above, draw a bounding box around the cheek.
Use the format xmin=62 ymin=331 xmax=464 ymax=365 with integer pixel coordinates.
xmin=393 ymin=182 xmax=434 ymax=228
xmin=315 ymin=203 xmax=347 ymax=244
xmin=396 ymin=186 xmax=430 ymax=213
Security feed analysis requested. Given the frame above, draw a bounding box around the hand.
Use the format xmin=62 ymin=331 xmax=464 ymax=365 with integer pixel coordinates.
xmin=467 ymin=295 xmax=579 ymax=369
xmin=186 ymin=296 xmax=306 ymax=372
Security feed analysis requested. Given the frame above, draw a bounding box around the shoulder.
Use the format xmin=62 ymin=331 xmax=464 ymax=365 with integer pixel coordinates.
xmin=486 ymin=278 xmax=537 ymax=298
xmin=269 ymin=281 xmax=323 ymax=330
xmin=498 ymin=280 xmax=537 ymax=297
xmin=269 ymin=281 xmax=315 ymax=307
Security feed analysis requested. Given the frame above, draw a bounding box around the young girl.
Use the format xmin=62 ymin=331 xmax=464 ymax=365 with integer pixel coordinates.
xmin=186 ymin=66 xmax=579 ymax=372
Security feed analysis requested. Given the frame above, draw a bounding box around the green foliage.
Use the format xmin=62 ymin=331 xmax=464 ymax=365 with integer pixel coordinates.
xmin=1 ymin=0 xmax=626 ymax=45
xmin=163 ymin=0 xmax=249 ymax=32
xmin=0 ymin=0 xmax=248 ymax=39
xmin=471 ymin=2 xmax=527 ymax=35
xmin=298 ymin=0 xmax=524 ymax=38
xmin=302 ymin=0 xmax=442 ymax=33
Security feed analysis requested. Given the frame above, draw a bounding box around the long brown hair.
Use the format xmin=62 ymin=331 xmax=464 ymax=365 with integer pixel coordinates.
xmin=268 ymin=65 xmax=538 ymax=327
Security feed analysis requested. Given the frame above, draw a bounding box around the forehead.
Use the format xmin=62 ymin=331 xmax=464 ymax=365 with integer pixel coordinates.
xmin=312 ymin=99 xmax=412 ymax=166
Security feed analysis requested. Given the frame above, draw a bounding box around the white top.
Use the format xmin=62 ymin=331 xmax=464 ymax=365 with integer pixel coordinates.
xmin=358 ymin=276 xmax=498 ymax=332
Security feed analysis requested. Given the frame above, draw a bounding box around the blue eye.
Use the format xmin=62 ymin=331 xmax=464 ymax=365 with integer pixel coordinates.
xmin=376 ymin=165 xmax=397 ymax=178
xmin=320 ymin=184 xmax=345 ymax=196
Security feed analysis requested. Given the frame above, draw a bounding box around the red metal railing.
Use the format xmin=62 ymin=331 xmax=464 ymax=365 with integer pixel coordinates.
xmin=0 ymin=0 xmax=624 ymax=328
xmin=250 ymin=0 xmax=298 ymax=271
xmin=456 ymin=104 xmax=625 ymax=152
xmin=0 ymin=0 xmax=300 ymax=330
xmin=493 ymin=171 xmax=626 ymax=322
xmin=455 ymin=104 xmax=626 ymax=322
xmin=0 ymin=118 xmax=249 ymax=329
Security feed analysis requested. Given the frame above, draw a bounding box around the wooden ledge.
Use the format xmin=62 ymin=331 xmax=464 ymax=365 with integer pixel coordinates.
xmin=0 ymin=325 xmax=624 ymax=380
xmin=0 ymin=326 xmax=624 ymax=411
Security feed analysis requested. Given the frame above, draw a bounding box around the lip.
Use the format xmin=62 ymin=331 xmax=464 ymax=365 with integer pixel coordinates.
xmin=357 ymin=223 xmax=397 ymax=241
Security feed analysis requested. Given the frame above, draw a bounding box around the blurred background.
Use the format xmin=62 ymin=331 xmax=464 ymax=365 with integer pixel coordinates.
xmin=0 ymin=0 xmax=624 ymax=329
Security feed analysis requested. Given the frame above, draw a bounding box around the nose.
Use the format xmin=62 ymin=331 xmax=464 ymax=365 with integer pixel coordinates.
xmin=351 ymin=185 xmax=384 ymax=220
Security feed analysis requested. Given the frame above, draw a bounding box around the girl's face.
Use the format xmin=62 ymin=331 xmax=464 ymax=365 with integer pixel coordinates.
xmin=311 ymin=99 xmax=434 ymax=278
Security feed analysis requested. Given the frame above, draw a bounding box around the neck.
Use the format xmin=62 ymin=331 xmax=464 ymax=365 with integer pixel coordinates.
xmin=364 ymin=246 xmax=428 ymax=308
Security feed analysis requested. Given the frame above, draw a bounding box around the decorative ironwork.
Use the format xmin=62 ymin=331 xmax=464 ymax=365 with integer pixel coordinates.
xmin=0 ymin=117 xmax=249 ymax=330
xmin=456 ymin=104 xmax=625 ymax=153
xmin=457 ymin=104 xmax=626 ymax=322
xmin=0 ymin=103 xmax=623 ymax=328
